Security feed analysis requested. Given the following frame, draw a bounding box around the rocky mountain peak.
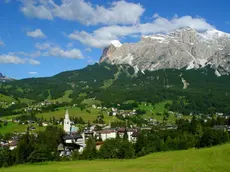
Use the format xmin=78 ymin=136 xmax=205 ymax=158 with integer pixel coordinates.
xmin=0 ymin=73 xmax=4 ymax=78
xmin=100 ymin=27 xmax=230 ymax=76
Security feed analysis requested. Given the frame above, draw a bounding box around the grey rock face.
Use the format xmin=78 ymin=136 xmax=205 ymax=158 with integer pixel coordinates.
xmin=100 ymin=27 xmax=230 ymax=75
xmin=0 ymin=73 xmax=14 ymax=82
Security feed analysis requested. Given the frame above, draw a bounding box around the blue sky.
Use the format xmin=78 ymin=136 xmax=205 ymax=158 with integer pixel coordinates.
xmin=0 ymin=0 xmax=229 ymax=79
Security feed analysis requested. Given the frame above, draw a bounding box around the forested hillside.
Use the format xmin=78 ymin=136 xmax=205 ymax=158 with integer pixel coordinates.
xmin=1 ymin=63 xmax=230 ymax=115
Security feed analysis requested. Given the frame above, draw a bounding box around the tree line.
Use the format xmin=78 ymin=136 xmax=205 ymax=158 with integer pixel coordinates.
xmin=0 ymin=116 xmax=229 ymax=168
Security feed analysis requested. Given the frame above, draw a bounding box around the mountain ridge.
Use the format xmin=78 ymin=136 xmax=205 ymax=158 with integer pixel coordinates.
xmin=100 ymin=27 xmax=230 ymax=76
xmin=0 ymin=72 xmax=14 ymax=82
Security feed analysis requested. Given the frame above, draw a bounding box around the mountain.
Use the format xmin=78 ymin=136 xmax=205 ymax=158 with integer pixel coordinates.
xmin=0 ymin=73 xmax=14 ymax=82
xmin=1 ymin=63 xmax=230 ymax=116
xmin=100 ymin=27 xmax=230 ymax=76
xmin=1 ymin=27 xmax=230 ymax=116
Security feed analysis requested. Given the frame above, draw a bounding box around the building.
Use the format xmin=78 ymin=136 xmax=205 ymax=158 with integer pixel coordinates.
xmin=64 ymin=109 xmax=71 ymax=133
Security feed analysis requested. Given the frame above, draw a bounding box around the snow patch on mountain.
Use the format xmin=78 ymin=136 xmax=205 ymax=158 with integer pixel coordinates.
xmin=215 ymin=70 xmax=221 ymax=77
xmin=111 ymin=40 xmax=122 ymax=48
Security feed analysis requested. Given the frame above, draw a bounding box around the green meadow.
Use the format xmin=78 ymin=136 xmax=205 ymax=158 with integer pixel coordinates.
xmin=36 ymin=106 xmax=117 ymax=123
xmin=1 ymin=143 xmax=230 ymax=172
xmin=0 ymin=122 xmax=45 ymax=134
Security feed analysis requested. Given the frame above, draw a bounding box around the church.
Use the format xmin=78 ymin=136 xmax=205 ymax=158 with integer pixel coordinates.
xmin=63 ymin=109 xmax=78 ymax=133
xmin=64 ymin=109 xmax=71 ymax=133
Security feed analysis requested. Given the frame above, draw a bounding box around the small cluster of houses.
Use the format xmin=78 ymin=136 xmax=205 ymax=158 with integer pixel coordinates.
xmin=0 ymin=135 xmax=19 ymax=151
xmin=92 ymin=105 xmax=137 ymax=117
xmin=58 ymin=109 xmax=140 ymax=156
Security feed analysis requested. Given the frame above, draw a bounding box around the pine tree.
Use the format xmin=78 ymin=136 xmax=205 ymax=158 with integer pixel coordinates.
xmin=123 ymin=129 xmax=128 ymax=141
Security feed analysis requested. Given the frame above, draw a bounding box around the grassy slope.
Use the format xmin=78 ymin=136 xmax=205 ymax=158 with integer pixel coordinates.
xmin=2 ymin=143 xmax=230 ymax=172
xmin=48 ymin=90 xmax=73 ymax=103
xmin=140 ymin=101 xmax=192 ymax=123
xmin=0 ymin=122 xmax=45 ymax=134
xmin=36 ymin=107 xmax=117 ymax=123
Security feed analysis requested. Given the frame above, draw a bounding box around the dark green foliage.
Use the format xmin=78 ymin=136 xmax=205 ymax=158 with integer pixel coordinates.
xmin=135 ymin=118 xmax=229 ymax=157
xmin=198 ymin=128 xmax=229 ymax=148
xmin=99 ymin=138 xmax=135 ymax=159
xmin=1 ymin=64 xmax=230 ymax=117
xmin=81 ymin=137 xmax=97 ymax=160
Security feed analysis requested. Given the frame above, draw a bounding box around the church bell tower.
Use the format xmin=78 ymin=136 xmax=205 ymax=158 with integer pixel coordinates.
xmin=64 ymin=109 xmax=71 ymax=133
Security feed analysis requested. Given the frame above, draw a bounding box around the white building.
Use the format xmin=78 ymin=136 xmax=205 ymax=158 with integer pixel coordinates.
xmin=64 ymin=109 xmax=71 ymax=133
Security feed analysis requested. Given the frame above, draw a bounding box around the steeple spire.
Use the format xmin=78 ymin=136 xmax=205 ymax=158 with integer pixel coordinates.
xmin=65 ymin=108 xmax=69 ymax=119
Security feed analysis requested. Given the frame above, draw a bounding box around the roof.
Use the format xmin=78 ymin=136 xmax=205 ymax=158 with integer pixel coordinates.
xmin=57 ymin=143 xmax=64 ymax=151
xmin=63 ymin=134 xmax=82 ymax=140
xmin=131 ymin=131 xmax=139 ymax=137
xmin=213 ymin=125 xmax=227 ymax=129
xmin=97 ymin=129 xmax=116 ymax=134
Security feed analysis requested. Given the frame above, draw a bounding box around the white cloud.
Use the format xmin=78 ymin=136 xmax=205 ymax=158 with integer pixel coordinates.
xmin=20 ymin=0 xmax=53 ymax=20
xmin=20 ymin=0 xmax=144 ymax=25
xmin=28 ymin=71 xmax=37 ymax=75
xmin=27 ymin=29 xmax=46 ymax=38
xmin=37 ymin=43 xmax=83 ymax=59
xmin=84 ymin=48 xmax=92 ymax=52
xmin=28 ymin=59 xmax=40 ymax=65
xmin=0 ymin=55 xmax=25 ymax=64
xmin=9 ymin=51 xmax=41 ymax=58
xmin=46 ymin=47 xmax=83 ymax=59
xmin=87 ymin=59 xmax=95 ymax=65
xmin=0 ymin=40 xmax=5 ymax=46
xmin=0 ymin=54 xmax=40 ymax=65
xmin=35 ymin=43 xmax=52 ymax=50
xmin=69 ymin=15 xmax=214 ymax=48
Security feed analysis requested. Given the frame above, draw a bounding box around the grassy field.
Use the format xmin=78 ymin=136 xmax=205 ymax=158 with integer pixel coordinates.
xmin=0 ymin=122 xmax=45 ymax=134
xmin=36 ymin=107 xmax=117 ymax=123
xmin=48 ymin=90 xmax=73 ymax=103
xmin=1 ymin=143 xmax=230 ymax=172
xmin=0 ymin=122 xmax=27 ymax=134
xmin=139 ymin=101 xmax=192 ymax=123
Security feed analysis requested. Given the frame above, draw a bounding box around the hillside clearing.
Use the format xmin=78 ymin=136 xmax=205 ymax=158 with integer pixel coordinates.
xmin=36 ymin=107 xmax=117 ymax=123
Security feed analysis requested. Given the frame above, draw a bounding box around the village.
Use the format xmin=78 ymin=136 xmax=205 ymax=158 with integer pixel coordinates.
xmin=1 ymin=104 xmax=230 ymax=158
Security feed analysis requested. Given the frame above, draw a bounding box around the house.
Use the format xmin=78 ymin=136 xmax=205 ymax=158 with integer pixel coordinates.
xmin=96 ymin=128 xmax=137 ymax=142
xmin=117 ymin=128 xmax=137 ymax=142
xmin=30 ymin=126 xmax=36 ymax=131
xmin=96 ymin=129 xmax=117 ymax=141
xmin=8 ymin=140 xmax=17 ymax=150
xmin=42 ymin=122 xmax=48 ymax=127
xmin=131 ymin=131 xmax=139 ymax=143
xmin=62 ymin=133 xmax=86 ymax=154
xmin=213 ymin=125 xmax=228 ymax=131
xmin=96 ymin=141 xmax=104 ymax=150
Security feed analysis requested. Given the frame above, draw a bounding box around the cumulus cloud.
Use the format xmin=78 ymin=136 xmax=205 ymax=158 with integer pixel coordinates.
xmin=84 ymin=48 xmax=92 ymax=52
xmin=9 ymin=51 xmax=41 ymax=58
xmin=0 ymin=40 xmax=5 ymax=46
xmin=0 ymin=54 xmax=40 ymax=65
xmin=87 ymin=59 xmax=95 ymax=65
xmin=27 ymin=29 xmax=46 ymax=38
xmin=28 ymin=59 xmax=40 ymax=65
xmin=69 ymin=15 xmax=214 ymax=48
xmin=35 ymin=43 xmax=52 ymax=50
xmin=19 ymin=0 xmax=144 ymax=25
xmin=0 ymin=55 xmax=25 ymax=64
xmin=46 ymin=47 xmax=83 ymax=59
xmin=36 ymin=43 xmax=83 ymax=59
xmin=28 ymin=71 xmax=37 ymax=75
